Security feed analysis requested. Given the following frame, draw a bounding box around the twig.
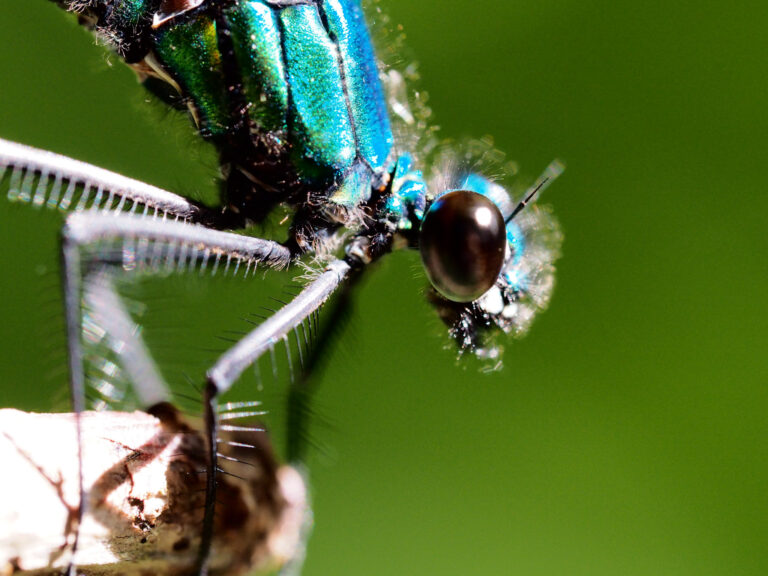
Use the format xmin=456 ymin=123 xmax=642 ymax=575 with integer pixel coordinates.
xmin=0 ymin=409 xmax=306 ymax=575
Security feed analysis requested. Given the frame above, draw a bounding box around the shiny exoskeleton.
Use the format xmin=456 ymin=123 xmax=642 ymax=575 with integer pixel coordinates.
xmin=60 ymin=0 xmax=395 ymax=242
xmin=53 ymin=0 xmax=561 ymax=353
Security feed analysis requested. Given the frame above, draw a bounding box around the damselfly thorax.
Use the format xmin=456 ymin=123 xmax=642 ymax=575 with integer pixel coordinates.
xmin=113 ymin=0 xmax=397 ymax=242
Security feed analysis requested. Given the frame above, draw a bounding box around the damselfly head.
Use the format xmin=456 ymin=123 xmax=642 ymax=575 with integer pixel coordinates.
xmin=419 ymin=163 xmax=564 ymax=357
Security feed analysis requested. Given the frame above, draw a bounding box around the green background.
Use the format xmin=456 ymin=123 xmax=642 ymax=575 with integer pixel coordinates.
xmin=1 ymin=1 xmax=767 ymax=575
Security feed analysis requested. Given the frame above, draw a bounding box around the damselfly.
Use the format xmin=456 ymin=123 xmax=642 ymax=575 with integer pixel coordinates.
xmin=0 ymin=1 xmax=562 ymax=574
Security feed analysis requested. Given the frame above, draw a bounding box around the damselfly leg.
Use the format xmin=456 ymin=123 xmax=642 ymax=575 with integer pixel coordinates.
xmin=1 ymin=139 xmax=336 ymax=574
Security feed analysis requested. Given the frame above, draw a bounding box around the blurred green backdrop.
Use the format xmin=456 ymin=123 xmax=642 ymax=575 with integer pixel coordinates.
xmin=1 ymin=1 xmax=768 ymax=575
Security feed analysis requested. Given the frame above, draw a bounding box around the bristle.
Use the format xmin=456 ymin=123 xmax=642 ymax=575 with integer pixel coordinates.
xmin=220 ymin=400 xmax=263 ymax=411
xmin=219 ymin=440 xmax=258 ymax=449
xmin=113 ymin=193 xmax=127 ymax=213
xmin=47 ymin=174 xmax=64 ymax=209
xmin=102 ymin=190 xmax=115 ymax=212
xmin=7 ymin=167 xmax=22 ymax=201
xmin=18 ymin=167 xmax=35 ymax=203
xmin=176 ymin=242 xmax=189 ymax=272
xmin=299 ymin=320 xmax=310 ymax=355
xmin=91 ymin=186 xmax=105 ymax=210
xmin=200 ymin=248 xmax=211 ymax=274
xmin=32 ymin=170 xmax=50 ymax=207
xmin=216 ymin=453 xmax=258 ymax=468
xmin=269 ymin=343 xmax=278 ymax=383
xmin=173 ymin=391 xmax=202 ymax=405
xmin=220 ymin=424 xmax=265 ymax=433
xmin=293 ymin=327 xmax=305 ymax=370
xmin=216 ymin=468 xmax=247 ymax=482
xmin=75 ymin=183 xmax=91 ymax=211
xmin=283 ymin=335 xmax=295 ymax=384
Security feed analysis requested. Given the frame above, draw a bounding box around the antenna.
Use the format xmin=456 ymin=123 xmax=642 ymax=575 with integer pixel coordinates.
xmin=505 ymin=159 xmax=565 ymax=223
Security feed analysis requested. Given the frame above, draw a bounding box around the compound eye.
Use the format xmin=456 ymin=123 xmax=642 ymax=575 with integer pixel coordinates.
xmin=419 ymin=190 xmax=507 ymax=303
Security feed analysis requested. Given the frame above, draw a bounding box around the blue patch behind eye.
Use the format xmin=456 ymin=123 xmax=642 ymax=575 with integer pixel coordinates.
xmin=506 ymin=221 xmax=525 ymax=266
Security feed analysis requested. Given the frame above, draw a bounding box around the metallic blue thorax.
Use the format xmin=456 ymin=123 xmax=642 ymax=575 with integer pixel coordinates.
xmin=148 ymin=0 xmax=394 ymax=213
xmin=387 ymin=161 xmax=528 ymax=283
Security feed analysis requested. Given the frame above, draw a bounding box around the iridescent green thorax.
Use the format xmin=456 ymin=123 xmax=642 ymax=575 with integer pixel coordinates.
xmin=225 ymin=2 xmax=288 ymax=140
xmin=277 ymin=4 xmax=358 ymax=184
xmin=153 ymin=14 xmax=230 ymax=136
xmin=57 ymin=0 xmax=396 ymax=232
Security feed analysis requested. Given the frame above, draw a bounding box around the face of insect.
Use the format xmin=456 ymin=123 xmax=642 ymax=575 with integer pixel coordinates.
xmin=420 ymin=174 xmax=562 ymax=357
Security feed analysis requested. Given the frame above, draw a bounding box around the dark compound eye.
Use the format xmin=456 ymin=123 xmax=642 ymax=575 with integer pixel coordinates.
xmin=419 ymin=190 xmax=507 ymax=303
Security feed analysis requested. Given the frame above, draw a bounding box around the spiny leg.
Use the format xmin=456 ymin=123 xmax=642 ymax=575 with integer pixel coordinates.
xmin=0 ymin=138 xmax=298 ymax=572
xmin=201 ymin=259 xmax=351 ymax=575
xmin=60 ymin=270 xmax=170 ymax=573
xmin=0 ymin=137 xmax=203 ymax=221
xmin=61 ymin=225 xmax=85 ymax=576
xmin=275 ymin=278 xmax=359 ymax=576
xmin=82 ymin=270 xmax=170 ymax=408
xmin=60 ymin=210 xmax=292 ymax=573
xmin=285 ymin=273 xmax=358 ymax=464
xmin=0 ymin=135 xmax=210 ymax=573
